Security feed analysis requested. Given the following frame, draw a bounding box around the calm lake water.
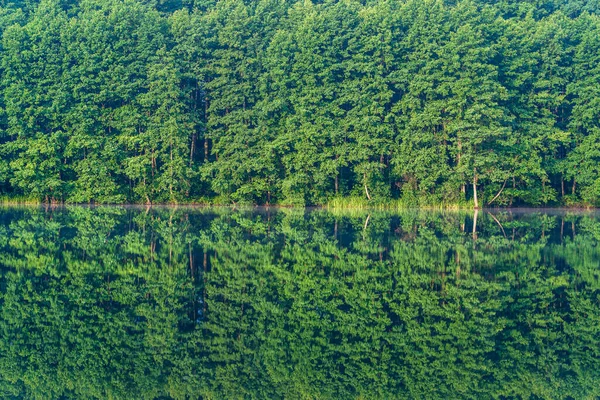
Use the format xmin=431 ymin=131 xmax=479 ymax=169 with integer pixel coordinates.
xmin=0 ymin=206 xmax=598 ymax=399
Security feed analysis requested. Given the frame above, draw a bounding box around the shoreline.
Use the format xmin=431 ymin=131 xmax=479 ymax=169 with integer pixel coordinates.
xmin=0 ymin=200 xmax=598 ymax=212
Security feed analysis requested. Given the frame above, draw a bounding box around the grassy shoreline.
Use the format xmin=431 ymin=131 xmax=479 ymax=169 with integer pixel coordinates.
xmin=0 ymin=196 xmax=43 ymax=206
xmin=1 ymin=195 xmax=598 ymax=210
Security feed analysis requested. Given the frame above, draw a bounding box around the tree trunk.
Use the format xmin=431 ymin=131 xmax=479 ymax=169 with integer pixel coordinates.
xmin=169 ymin=141 xmax=174 ymax=200
xmin=204 ymin=96 xmax=209 ymax=162
xmin=457 ymin=141 xmax=464 ymax=196
xmin=487 ymin=178 xmax=507 ymax=206
xmin=510 ymin=176 xmax=516 ymax=206
xmin=472 ymin=170 xmax=479 ymax=209
xmin=189 ymin=133 xmax=196 ymax=167
xmin=204 ymin=138 xmax=209 ymax=161
xmin=335 ymin=154 xmax=340 ymax=195
xmin=364 ymin=173 xmax=371 ymax=200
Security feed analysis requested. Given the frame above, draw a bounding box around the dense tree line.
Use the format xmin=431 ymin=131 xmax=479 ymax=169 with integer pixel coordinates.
xmin=0 ymin=207 xmax=598 ymax=398
xmin=0 ymin=0 xmax=600 ymax=206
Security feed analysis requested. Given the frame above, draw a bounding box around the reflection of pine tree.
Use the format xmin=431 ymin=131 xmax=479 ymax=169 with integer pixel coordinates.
xmin=0 ymin=208 xmax=597 ymax=398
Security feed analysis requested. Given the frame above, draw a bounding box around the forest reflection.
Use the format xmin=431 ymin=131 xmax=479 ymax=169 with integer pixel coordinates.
xmin=0 ymin=207 xmax=598 ymax=399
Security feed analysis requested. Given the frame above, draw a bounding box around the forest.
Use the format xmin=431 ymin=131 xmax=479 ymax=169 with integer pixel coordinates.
xmin=0 ymin=207 xmax=598 ymax=398
xmin=0 ymin=0 xmax=600 ymax=206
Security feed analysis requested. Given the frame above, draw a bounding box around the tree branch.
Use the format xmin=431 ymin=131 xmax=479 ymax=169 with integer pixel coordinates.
xmin=487 ymin=178 xmax=508 ymax=206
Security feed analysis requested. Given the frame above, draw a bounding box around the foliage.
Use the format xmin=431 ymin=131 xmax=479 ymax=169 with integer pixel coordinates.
xmin=0 ymin=207 xmax=598 ymax=398
xmin=0 ymin=0 xmax=600 ymax=206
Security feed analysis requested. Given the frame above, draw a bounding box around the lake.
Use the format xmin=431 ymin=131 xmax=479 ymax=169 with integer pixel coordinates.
xmin=0 ymin=206 xmax=598 ymax=399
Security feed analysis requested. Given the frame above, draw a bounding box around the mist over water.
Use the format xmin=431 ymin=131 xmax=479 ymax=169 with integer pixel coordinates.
xmin=0 ymin=207 xmax=598 ymax=399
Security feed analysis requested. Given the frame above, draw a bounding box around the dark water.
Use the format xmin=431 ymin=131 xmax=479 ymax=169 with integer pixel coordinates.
xmin=0 ymin=207 xmax=598 ymax=399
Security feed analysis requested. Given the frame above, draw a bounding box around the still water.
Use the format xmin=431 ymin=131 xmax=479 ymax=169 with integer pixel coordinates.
xmin=0 ymin=206 xmax=598 ymax=399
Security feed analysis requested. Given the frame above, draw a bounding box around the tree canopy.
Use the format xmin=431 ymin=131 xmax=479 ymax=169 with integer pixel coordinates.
xmin=1 ymin=0 xmax=600 ymax=206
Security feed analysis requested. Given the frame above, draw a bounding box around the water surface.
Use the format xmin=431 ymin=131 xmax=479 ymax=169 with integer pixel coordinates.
xmin=0 ymin=207 xmax=598 ymax=399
